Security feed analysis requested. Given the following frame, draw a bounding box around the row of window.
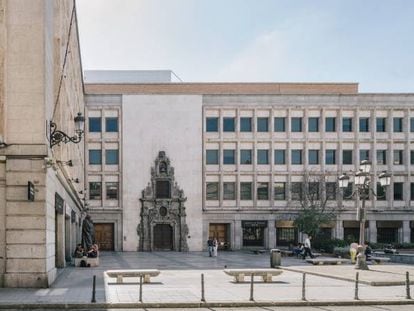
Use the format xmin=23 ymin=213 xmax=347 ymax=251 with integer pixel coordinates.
xmin=206 ymin=149 xmax=414 ymax=166
xmin=89 ymin=149 xmax=119 ymax=165
xmin=89 ymin=117 xmax=119 ymax=132
xmin=206 ymin=182 xmax=413 ymax=201
xmin=206 ymin=117 xmax=414 ymax=133
xmin=89 ymin=182 xmax=119 ymax=200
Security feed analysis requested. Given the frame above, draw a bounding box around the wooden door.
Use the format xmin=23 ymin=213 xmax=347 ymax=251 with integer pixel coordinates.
xmin=153 ymin=224 xmax=173 ymax=250
xmin=94 ymin=223 xmax=114 ymax=251
xmin=209 ymin=223 xmax=229 ymax=250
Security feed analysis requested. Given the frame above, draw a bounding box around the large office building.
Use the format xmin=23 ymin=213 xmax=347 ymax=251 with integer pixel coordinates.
xmin=84 ymin=71 xmax=414 ymax=252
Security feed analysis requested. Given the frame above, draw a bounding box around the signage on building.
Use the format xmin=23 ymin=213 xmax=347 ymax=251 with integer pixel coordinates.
xmin=242 ymin=220 xmax=267 ymax=228
xmin=55 ymin=193 xmax=64 ymax=214
xmin=27 ymin=181 xmax=35 ymax=201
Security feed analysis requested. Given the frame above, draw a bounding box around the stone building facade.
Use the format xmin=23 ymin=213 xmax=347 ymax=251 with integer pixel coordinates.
xmin=0 ymin=0 xmax=85 ymax=287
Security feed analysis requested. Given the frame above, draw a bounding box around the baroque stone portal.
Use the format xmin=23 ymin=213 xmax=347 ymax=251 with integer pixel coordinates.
xmin=138 ymin=151 xmax=189 ymax=251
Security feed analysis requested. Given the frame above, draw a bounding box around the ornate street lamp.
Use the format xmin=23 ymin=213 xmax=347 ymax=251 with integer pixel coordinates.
xmin=50 ymin=112 xmax=85 ymax=148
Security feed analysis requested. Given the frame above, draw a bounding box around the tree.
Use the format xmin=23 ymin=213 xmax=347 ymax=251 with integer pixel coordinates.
xmin=293 ymin=173 xmax=337 ymax=238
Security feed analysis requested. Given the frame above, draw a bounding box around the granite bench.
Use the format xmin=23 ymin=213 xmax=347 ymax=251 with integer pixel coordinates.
xmin=105 ymin=269 xmax=160 ymax=284
xmin=369 ymin=256 xmax=391 ymax=264
xmin=224 ymin=268 xmax=283 ymax=282
xmin=306 ymin=257 xmax=349 ymax=265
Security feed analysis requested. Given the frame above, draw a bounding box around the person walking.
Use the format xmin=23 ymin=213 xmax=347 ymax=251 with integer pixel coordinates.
xmin=213 ymin=238 xmax=218 ymax=257
xmin=207 ymin=237 xmax=214 ymax=257
xmin=303 ymin=235 xmax=314 ymax=259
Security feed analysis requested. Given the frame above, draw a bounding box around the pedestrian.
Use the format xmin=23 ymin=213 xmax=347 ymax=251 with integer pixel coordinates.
xmin=364 ymin=241 xmax=372 ymax=261
xmin=207 ymin=237 xmax=214 ymax=257
xmin=213 ymin=238 xmax=218 ymax=257
xmin=303 ymin=235 xmax=314 ymax=259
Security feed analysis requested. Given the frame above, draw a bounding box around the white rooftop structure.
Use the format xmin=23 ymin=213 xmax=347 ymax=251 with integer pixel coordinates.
xmin=84 ymin=70 xmax=182 ymax=83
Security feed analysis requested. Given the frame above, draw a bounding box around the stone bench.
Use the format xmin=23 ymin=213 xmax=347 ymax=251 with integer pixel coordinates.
xmin=306 ymin=257 xmax=349 ymax=265
xmin=74 ymin=257 xmax=99 ymax=267
xmin=224 ymin=268 xmax=283 ymax=282
xmin=369 ymin=256 xmax=391 ymax=264
xmin=105 ymin=269 xmax=160 ymax=284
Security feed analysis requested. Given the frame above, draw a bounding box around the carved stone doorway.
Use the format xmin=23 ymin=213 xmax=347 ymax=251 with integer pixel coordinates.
xmin=153 ymin=224 xmax=173 ymax=250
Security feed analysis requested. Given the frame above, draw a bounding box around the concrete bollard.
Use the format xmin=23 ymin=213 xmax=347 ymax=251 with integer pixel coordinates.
xmin=139 ymin=275 xmax=143 ymax=302
xmin=91 ymin=275 xmax=96 ymax=303
xmin=249 ymin=274 xmax=254 ymax=301
xmin=354 ymin=272 xmax=359 ymax=300
xmin=302 ymin=273 xmax=306 ymax=301
xmin=406 ymin=271 xmax=411 ymax=299
xmin=201 ymin=273 xmax=206 ymax=302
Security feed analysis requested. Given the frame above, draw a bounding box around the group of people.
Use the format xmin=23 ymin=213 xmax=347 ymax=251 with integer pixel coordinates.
xmin=207 ymin=237 xmax=219 ymax=257
xmin=74 ymin=243 xmax=99 ymax=258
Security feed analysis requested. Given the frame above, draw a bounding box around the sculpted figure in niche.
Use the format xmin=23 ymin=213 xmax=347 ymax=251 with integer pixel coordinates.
xmin=159 ymin=161 xmax=167 ymax=173
xmin=81 ymin=214 xmax=95 ymax=251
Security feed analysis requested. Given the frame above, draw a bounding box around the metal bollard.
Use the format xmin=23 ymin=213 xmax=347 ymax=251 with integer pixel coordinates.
xmin=302 ymin=273 xmax=306 ymax=301
xmin=201 ymin=273 xmax=206 ymax=302
xmin=354 ymin=272 xmax=359 ymax=300
xmin=249 ymin=274 xmax=254 ymax=301
xmin=91 ymin=275 xmax=96 ymax=303
xmin=139 ymin=275 xmax=143 ymax=302
xmin=406 ymin=271 xmax=411 ymax=299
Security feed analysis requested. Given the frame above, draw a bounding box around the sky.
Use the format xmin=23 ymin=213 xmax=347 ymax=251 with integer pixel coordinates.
xmin=76 ymin=0 xmax=414 ymax=92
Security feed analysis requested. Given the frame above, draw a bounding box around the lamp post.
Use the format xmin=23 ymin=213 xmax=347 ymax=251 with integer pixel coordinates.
xmin=338 ymin=160 xmax=391 ymax=270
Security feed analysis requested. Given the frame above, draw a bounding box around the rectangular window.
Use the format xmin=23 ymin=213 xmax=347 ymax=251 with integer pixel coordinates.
xmin=223 ymin=149 xmax=235 ymax=164
xmin=274 ymin=149 xmax=286 ymax=165
xmin=376 ymin=182 xmax=386 ymax=201
xmin=223 ymin=117 xmax=235 ymax=132
xmin=291 ymin=182 xmax=303 ymax=200
xmin=274 ymin=182 xmax=286 ymax=200
xmin=274 ymin=117 xmax=286 ymax=132
xmin=377 ymin=150 xmax=387 ymax=165
xmin=291 ymin=117 xmax=302 ymax=132
xmin=240 ymin=149 xmax=252 ymax=165
xmin=257 ymin=149 xmax=269 ymax=164
xmin=206 ymin=117 xmax=218 ymax=132
xmin=206 ymin=150 xmax=219 ymax=164
xmin=359 ymin=117 xmax=370 ymax=132
xmin=105 ymin=117 xmax=118 ymax=132
xmin=394 ymin=182 xmax=403 ymax=201
xmin=206 ymin=182 xmax=219 ymax=200
xmin=257 ymin=182 xmax=269 ymax=200
xmin=223 ymin=182 xmax=236 ymax=200
xmin=106 ymin=182 xmax=119 ymax=200
xmin=411 ymin=183 xmax=414 ymax=201
xmin=156 ymin=181 xmax=170 ymax=198
xmin=89 ymin=182 xmax=102 ymax=200
xmin=308 ymin=149 xmax=319 ymax=165
xmin=89 ymin=150 xmax=102 ymax=165
xmin=257 ymin=117 xmax=269 ymax=132
xmin=308 ymin=182 xmax=320 ymax=200
xmin=240 ymin=182 xmax=252 ymax=200
xmin=360 ymin=149 xmax=370 ymax=162
xmin=291 ymin=149 xmax=303 ymax=165
xmin=325 ymin=149 xmax=336 ymax=165
xmin=411 ymin=150 xmax=414 ymax=165
xmin=89 ymin=117 xmax=101 ymax=132
xmin=326 ymin=182 xmax=337 ymax=200
xmin=393 ymin=150 xmax=403 ymax=165
xmin=240 ymin=117 xmax=252 ymax=132
xmin=393 ymin=117 xmax=403 ymax=132
xmin=342 ymin=117 xmax=353 ymax=132
xmin=343 ymin=182 xmax=353 ymax=200
xmin=106 ymin=149 xmax=119 ymax=165
xmin=325 ymin=117 xmax=336 ymax=132
xmin=343 ymin=150 xmax=353 ymax=165
xmin=376 ymin=117 xmax=386 ymax=132
xmin=308 ymin=117 xmax=319 ymax=132
xmin=411 ymin=118 xmax=414 ymax=132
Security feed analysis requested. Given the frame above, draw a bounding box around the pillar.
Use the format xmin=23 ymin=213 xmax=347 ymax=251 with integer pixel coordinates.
xmin=335 ymin=220 xmax=344 ymax=240
xmin=368 ymin=220 xmax=377 ymax=243
xmin=267 ymin=220 xmax=275 ymax=249
xmin=234 ymin=220 xmax=242 ymax=249
xmin=403 ymin=220 xmax=410 ymax=243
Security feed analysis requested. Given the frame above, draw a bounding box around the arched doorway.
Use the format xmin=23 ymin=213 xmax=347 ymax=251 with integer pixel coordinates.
xmin=153 ymin=224 xmax=173 ymax=250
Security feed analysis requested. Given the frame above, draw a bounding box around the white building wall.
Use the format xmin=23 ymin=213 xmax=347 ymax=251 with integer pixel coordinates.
xmin=122 ymin=95 xmax=203 ymax=251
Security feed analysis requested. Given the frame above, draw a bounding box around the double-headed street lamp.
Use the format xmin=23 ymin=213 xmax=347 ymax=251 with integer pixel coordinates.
xmin=338 ymin=160 xmax=391 ymax=269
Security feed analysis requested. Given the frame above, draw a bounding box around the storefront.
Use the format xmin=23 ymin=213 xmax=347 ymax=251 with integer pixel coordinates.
xmin=209 ymin=223 xmax=231 ymax=250
xmin=343 ymin=221 xmax=369 ymax=243
xmin=377 ymin=221 xmax=402 ymax=244
xmin=242 ymin=221 xmax=267 ymax=247
xmin=275 ymin=220 xmax=297 ymax=246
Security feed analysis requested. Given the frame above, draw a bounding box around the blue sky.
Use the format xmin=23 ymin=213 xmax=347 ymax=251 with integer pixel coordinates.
xmin=76 ymin=0 xmax=414 ymax=92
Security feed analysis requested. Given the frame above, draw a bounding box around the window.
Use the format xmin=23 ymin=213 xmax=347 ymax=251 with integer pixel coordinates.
xmin=411 ymin=183 xmax=414 ymax=201
xmin=89 ymin=182 xmax=102 ymax=200
xmin=257 ymin=149 xmax=269 ymax=164
xmin=291 ymin=182 xmax=303 ymax=200
xmin=257 ymin=182 xmax=269 ymax=200
xmin=342 ymin=118 xmax=353 ymax=132
xmin=308 ymin=117 xmax=319 ymax=132
xmin=308 ymin=182 xmax=320 ymax=200
xmin=223 ymin=182 xmax=236 ymax=200
xmin=223 ymin=117 xmax=235 ymax=132
xmin=89 ymin=117 xmax=101 ymax=132
xmin=89 ymin=150 xmax=102 ymax=165
xmin=325 ymin=149 xmax=336 ymax=165
xmin=376 ymin=183 xmax=386 ymax=201
xmin=274 ymin=117 xmax=286 ymax=132
xmin=274 ymin=182 xmax=286 ymax=200
xmin=325 ymin=117 xmax=336 ymax=132
xmin=393 ymin=117 xmax=403 ymax=132
xmin=308 ymin=149 xmax=319 ymax=165
xmin=411 ymin=118 xmax=414 ymax=132
xmin=343 ymin=150 xmax=353 ymax=165
xmin=326 ymin=182 xmax=337 ymax=200
xmin=257 ymin=117 xmax=269 ymax=132
xmin=240 ymin=117 xmax=252 ymax=132
xmin=240 ymin=182 xmax=252 ymax=200
xmin=206 ymin=150 xmax=219 ymax=164
xmin=106 ymin=182 xmax=119 ymax=200
xmin=393 ymin=150 xmax=403 ymax=165
xmin=291 ymin=149 xmax=302 ymax=165
xmin=105 ymin=117 xmax=118 ymax=132
xmin=223 ymin=149 xmax=235 ymax=164
xmin=240 ymin=149 xmax=252 ymax=165
xmin=106 ymin=149 xmax=119 ymax=165
xmin=394 ymin=182 xmax=403 ymax=201
xmin=343 ymin=182 xmax=353 ymax=200
xmin=359 ymin=118 xmax=370 ymax=132
xmin=156 ymin=181 xmax=170 ymax=198
xmin=274 ymin=149 xmax=286 ymax=164
xmin=360 ymin=150 xmax=370 ymax=162
xmin=411 ymin=150 xmax=414 ymax=165
xmin=291 ymin=117 xmax=302 ymax=132
xmin=376 ymin=118 xmax=386 ymax=132
xmin=206 ymin=182 xmax=219 ymax=200
xmin=375 ymin=150 xmax=386 ymax=165
xmin=206 ymin=117 xmax=218 ymax=132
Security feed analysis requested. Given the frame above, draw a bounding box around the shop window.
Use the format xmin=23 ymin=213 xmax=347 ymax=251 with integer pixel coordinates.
xmin=106 ymin=182 xmax=119 ymax=200
xmin=377 ymin=228 xmax=398 ymax=244
xmin=242 ymin=221 xmax=266 ymax=247
xmin=276 ymin=227 xmax=297 ymax=246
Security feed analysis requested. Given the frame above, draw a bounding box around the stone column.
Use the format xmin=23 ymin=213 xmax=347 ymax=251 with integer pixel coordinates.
xmin=368 ymin=220 xmax=377 ymax=243
xmin=234 ymin=220 xmax=242 ymax=249
xmin=267 ymin=220 xmax=275 ymax=249
xmin=402 ymin=220 xmax=410 ymax=243
xmin=335 ymin=220 xmax=344 ymax=240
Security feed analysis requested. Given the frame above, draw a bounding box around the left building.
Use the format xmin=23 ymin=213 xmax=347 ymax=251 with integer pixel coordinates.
xmin=0 ymin=0 xmax=86 ymax=287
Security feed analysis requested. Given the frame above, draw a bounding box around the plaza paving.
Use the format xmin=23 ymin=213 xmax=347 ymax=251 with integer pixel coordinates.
xmin=0 ymin=251 xmax=414 ymax=308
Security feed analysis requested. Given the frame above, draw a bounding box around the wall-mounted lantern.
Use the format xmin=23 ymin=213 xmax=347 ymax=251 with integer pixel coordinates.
xmin=49 ymin=112 xmax=84 ymax=148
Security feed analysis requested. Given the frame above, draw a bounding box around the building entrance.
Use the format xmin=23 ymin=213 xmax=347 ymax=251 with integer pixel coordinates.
xmin=153 ymin=224 xmax=173 ymax=250
xmin=95 ymin=223 xmax=114 ymax=251
xmin=209 ymin=223 xmax=230 ymax=250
